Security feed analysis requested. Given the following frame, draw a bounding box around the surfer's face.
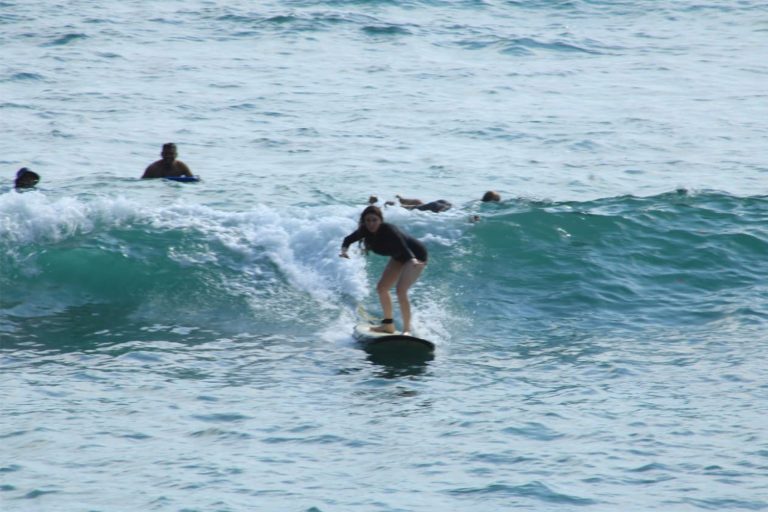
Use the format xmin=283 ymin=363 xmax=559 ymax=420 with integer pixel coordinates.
xmin=161 ymin=146 xmax=177 ymax=162
xmin=364 ymin=213 xmax=382 ymax=233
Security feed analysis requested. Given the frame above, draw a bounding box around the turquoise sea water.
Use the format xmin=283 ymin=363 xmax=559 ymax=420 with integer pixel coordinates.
xmin=2 ymin=1 xmax=768 ymax=511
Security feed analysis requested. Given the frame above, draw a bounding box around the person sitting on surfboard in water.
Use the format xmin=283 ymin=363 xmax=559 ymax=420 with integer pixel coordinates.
xmin=340 ymin=205 xmax=427 ymax=335
xmin=141 ymin=143 xmax=194 ymax=179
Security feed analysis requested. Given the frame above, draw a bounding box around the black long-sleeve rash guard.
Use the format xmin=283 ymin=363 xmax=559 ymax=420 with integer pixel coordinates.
xmin=342 ymin=222 xmax=428 ymax=263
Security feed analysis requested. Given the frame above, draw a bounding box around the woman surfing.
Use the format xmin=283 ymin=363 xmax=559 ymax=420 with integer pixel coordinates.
xmin=340 ymin=205 xmax=427 ymax=335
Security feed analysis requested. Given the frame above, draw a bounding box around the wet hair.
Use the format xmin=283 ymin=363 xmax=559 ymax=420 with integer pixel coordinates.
xmin=482 ymin=190 xmax=501 ymax=202
xmin=14 ymin=167 xmax=40 ymax=189
xmin=162 ymin=143 xmax=177 ymax=154
xmin=359 ymin=205 xmax=383 ymax=229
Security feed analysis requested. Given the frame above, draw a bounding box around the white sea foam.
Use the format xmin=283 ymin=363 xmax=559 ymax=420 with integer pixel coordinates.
xmin=0 ymin=190 xmax=139 ymax=245
xmin=0 ymin=190 xmax=372 ymax=305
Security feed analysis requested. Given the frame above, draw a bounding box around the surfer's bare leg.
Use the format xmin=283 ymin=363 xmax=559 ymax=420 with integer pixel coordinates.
xmin=396 ymin=259 xmax=426 ymax=334
xmin=372 ymin=258 xmax=402 ymax=333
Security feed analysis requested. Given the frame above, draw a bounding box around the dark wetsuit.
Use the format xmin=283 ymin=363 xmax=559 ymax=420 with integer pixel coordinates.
xmin=342 ymin=222 xmax=428 ymax=263
xmin=414 ymin=199 xmax=451 ymax=213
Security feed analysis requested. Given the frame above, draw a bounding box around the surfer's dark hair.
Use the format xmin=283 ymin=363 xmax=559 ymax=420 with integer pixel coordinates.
xmin=358 ymin=205 xmax=383 ymax=253
xmin=359 ymin=205 xmax=383 ymax=228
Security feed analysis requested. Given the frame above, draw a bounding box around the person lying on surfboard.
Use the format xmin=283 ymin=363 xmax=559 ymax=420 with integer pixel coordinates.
xmin=367 ymin=194 xmax=451 ymax=213
xmin=340 ymin=205 xmax=427 ymax=335
xmin=391 ymin=195 xmax=452 ymax=213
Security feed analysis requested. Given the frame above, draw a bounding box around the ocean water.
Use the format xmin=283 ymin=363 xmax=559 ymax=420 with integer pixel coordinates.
xmin=1 ymin=1 xmax=767 ymax=511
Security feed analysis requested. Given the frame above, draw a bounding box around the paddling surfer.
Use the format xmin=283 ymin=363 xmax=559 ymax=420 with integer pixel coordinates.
xmin=394 ymin=195 xmax=452 ymax=213
xmin=141 ymin=143 xmax=194 ymax=179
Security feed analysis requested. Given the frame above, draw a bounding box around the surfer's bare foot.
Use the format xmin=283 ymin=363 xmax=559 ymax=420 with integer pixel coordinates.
xmin=371 ymin=324 xmax=395 ymax=334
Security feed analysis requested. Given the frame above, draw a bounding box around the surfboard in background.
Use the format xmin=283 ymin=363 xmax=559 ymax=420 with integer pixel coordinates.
xmin=163 ymin=175 xmax=201 ymax=182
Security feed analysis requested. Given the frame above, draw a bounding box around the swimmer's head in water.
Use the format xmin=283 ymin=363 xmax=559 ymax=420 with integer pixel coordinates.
xmin=161 ymin=143 xmax=178 ymax=161
xmin=15 ymin=168 xmax=40 ymax=189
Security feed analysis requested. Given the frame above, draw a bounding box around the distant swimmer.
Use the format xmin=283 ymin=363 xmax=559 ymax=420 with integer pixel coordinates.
xmin=14 ymin=167 xmax=40 ymax=189
xmin=141 ymin=143 xmax=194 ymax=179
xmin=470 ymin=191 xmax=502 ymax=222
xmin=391 ymin=195 xmax=453 ymax=213
xmin=340 ymin=205 xmax=427 ymax=335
